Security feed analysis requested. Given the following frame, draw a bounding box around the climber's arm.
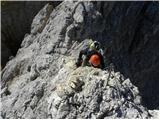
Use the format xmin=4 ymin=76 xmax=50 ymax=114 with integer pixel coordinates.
xmin=99 ymin=49 xmax=104 ymax=56
xmin=98 ymin=49 xmax=105 ymax=69
xmin=76 ymin=48 xmax=88 ymax=67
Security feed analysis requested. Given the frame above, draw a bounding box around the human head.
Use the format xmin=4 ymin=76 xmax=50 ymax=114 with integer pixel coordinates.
xmin=90 ymin=41 xmax=101 ymax=50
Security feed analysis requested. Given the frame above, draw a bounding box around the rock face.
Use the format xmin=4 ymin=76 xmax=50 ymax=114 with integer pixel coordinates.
xmin=93 ymin=1 xmax=159 ymax=109
xmin=1 ymin=1 xmax=61 ymax=68
xmin=48 ymin=65 xmax=151 ymax=119
xmin=1 ymin=1 xmax=159 ymax=119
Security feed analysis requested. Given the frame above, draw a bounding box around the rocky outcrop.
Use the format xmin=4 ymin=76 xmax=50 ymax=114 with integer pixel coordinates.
xmin=1 ymin=1 xmax=159 ymax=119
xmin=1 ymin=1 xmax=61 ymax=68
xmin=0 ymin=56 xmax=153 ymax=118
xmin=48 ymin=64 xmax=151 ymax=119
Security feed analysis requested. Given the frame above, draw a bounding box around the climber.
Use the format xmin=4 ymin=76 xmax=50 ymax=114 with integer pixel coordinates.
xmin=76 ymin=40 xmax=105 ymax=69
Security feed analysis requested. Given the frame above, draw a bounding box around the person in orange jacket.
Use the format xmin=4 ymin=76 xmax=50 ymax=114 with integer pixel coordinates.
xmin=76 ymin=40 xmax=105 ymax=69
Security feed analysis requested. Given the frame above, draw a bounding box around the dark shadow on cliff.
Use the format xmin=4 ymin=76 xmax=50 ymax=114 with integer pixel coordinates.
xmin=1 ymin=1 xmax=61 ymax=69
xmin=91 ymin=1 xmax=159 ymax=110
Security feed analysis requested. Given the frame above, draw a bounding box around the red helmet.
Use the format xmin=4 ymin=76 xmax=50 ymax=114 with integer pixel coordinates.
xmin=89 ymin=54 xmax=100 ymax=67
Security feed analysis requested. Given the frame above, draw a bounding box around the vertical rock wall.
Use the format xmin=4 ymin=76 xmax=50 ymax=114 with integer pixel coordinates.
xmin=92 ymin=1 xmax=159 ymax=109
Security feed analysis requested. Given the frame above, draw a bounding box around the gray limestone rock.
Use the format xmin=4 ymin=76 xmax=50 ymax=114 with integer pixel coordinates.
xmin=1 ymin=1 xmax=159 ymax=119
xmin=48 ymin=66 xmax=151 ymax=119
xmin=1 ymin=1 xmax=54 ymax=68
